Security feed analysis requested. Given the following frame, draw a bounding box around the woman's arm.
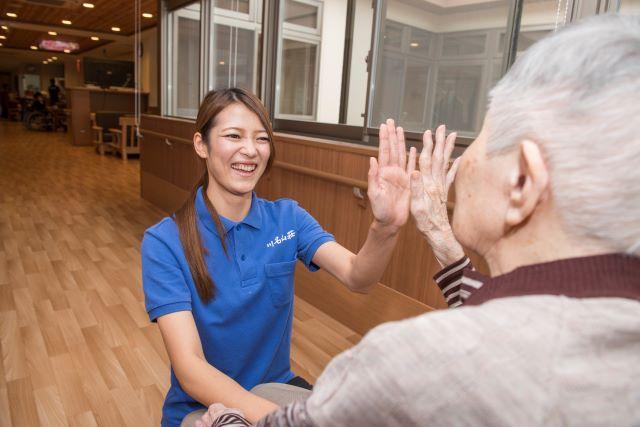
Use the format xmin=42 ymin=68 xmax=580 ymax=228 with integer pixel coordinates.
xmin=312 ymin=119 xmax=416 ymax=293
xmin=157 ymin=311 xmax=279 ymax=423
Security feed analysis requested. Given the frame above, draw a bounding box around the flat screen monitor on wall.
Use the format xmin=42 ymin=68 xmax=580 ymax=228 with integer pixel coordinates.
xmin=83 ymin=58 xmax=134 ymax=89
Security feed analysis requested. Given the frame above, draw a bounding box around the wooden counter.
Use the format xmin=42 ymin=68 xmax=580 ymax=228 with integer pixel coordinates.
xmin=67 ymin=86 xmax=149 ymax=146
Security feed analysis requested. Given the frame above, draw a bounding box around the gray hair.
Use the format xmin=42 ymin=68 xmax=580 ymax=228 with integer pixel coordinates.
xmin=486 ymin=14 xmax=640 ymax=256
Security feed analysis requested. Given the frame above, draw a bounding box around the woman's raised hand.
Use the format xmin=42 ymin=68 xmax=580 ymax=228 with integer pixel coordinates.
xmin=367 ymin=119 xmax=417 ymax=231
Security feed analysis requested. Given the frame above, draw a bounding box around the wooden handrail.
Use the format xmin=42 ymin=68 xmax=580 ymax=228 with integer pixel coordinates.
xmin=273 ymin=160 xmax=368 ymax=190
xmin=274 ymin=160 xmax=455 ymax=210
xmin=140 ymin=129 xmax=192 ymax=145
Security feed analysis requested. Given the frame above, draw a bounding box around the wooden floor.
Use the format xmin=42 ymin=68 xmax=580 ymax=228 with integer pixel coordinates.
xmin=0 ymin=120 xmax=361 ymax=427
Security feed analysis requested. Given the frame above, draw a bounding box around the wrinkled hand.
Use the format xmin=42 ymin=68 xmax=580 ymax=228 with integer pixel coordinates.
xmin=409 ymin=124 xmax=464 ymax=266
xmin=194 ymin=403 xmax=251 ymax=427
xmin=368 ymin=119 xmax=417 ymax=232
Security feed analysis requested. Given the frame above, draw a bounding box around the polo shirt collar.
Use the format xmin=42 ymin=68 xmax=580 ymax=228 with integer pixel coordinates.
xmin=195 ymin=187 xmax=262 ymax=235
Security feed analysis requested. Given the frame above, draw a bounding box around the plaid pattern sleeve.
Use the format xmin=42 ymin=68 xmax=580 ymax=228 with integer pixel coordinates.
xmin=211 ymin=412 xmax=253 ymax=427
xmin=255 ymin=401 xmax=315 ymax=427
xmin=433 ymin=256 xmax=483 ymax=308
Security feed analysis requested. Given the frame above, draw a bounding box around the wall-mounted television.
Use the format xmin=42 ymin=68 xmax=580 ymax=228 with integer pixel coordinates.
xmin=83 ymin=58 xmax=134 ymax=89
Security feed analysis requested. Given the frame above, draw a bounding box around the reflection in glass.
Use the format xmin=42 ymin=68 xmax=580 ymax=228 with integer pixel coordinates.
xmin=433 ymin=65 xmax=483 ymax=132
xmin=209 ymin=1 xmax=262 ymax=94
xmin=215 ymin=0 xmax=250 ymax=14
xmin=370 ymin=0 xmax=511 ymax=135
xmin=285 ymin=0 xmax=318 ymax=28
xmin=279 ymin=39 xmax=317 ymax=116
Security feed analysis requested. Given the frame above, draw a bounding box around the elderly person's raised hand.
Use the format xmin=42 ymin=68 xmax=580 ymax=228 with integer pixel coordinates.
xmin=410 ymin=124 xmax=465 ymax=267
xmin=194 ymin=403 xmax=252 ymax=427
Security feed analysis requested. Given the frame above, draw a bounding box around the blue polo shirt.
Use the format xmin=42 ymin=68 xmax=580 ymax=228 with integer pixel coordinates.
xmin=141 ymin=188 xmax=334 ymax=427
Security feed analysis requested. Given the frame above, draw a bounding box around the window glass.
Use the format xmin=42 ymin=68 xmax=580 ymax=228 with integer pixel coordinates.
xmin=168 ymin=2 xmax=201 ymax=118
xmin=369 ymin=0 xmax=510 ymax=135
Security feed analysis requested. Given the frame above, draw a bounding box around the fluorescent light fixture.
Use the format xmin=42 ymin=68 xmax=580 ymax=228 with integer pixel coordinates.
xmin=64 ymin=49 xmax=71 ymax=53
xmin=1 ymin=25 xmax=8 ymax=30
xmin=0 ymin=35 xmax=6 ymax=40
xmin=82 ymin=2 xmax=95 ymax=8
xmin=91 ymin=36 xmax=100 ymax=41
xmin=62 ymin=20 xmax=72 ymax=25
xmin=410 ymin=42 xmax=419 ymax=47
xmin=111 ymin=27 xmax=121 ymax=32
xmin=6 ymin=13 xmax=18 ymax=18
xmin=43 ymin=60 xmax=48 ymax=64
xmin=142 ymin=13 xmax=153 ymax=18
xmin=48 ymin=31 xmax=58 ymax=36
xmin=52 ymin=56 xmax=58 ymax=60
xmin=219 ymin=61 xmax=225 ymax=65
xmin=30 ymin=45 xmax=38 ymax=50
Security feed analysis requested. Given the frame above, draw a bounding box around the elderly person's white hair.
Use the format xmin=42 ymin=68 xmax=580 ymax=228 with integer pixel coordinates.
xmin=487 ymin=14 xmax=640 ymax=256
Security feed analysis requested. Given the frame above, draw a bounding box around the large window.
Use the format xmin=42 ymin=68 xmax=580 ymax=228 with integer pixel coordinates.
xmin=210 ymin=0 xmax=263 ymax=93
xmin=274 ymin=0 xmax=373 ymax=126
xmin=162 ymin=0 xmax=617 ymax=141
xmin=369 ymin=0 xmax=510 ymax=136
xmin=166 ymin=2 xmax=201 ymax=118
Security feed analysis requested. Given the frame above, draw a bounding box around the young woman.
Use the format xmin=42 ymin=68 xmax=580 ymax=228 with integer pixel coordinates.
xmin=141 ymin=88 xmax=417 ymax=427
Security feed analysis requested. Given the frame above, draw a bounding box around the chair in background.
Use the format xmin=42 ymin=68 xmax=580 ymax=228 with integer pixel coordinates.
xmin=91 ymin=111 xmax=122 ymax=155
xmin=108 ymin=116 xmax=140 ymax=161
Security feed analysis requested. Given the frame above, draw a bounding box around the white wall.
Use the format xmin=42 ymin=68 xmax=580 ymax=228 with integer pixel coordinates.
xmin=346 ymin=0 xmax=373 ymax=126
xmin=316 ymin=0 xmax=348 ymax=123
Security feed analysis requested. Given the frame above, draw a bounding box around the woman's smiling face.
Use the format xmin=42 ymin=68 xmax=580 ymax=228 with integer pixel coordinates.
xmin=200 ymin=102 xmax=272 ymax=197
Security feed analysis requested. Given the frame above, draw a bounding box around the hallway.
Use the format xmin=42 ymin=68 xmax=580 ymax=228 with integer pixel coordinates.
xmin=0 ymin=121 xmax=360 ymax=426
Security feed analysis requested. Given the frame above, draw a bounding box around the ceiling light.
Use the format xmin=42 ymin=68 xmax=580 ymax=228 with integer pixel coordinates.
xmin=219 ymin=61 xmax=225 ymax=65
xmin=52 ymin=56 xmax=58 ymax=60
xmin=30 ymin=45 xmax=38 ymax=50
xmin=0 ymin=43 xmax=3 ymax=47
xmin=43 ymin=60 xmax=48 ymax=64
xmin=64 ymin=49 xmax=70 ymax=53
xmin=6 ymin=13 xmax=18 ymax=18
xmin=48 ymin=31 xmax=58 ymax=36
xmin=62 ymin=20 xmax=72 ymax=25
xmin=91 ymin=36 xmax=99 ymax=41
xmin=410 ymin=42 xmax=419 ymax=47
xmin=142 ymin=13 xmax=153 ymax=18
xmin=111 ymin=27 xmax=121 ymax=32
xmin=0 ymin=35 xmax=6 ymax=40
xmin=1 ymin=25 xmax=8 ymax=30
xmin=82 ymin=2 xmax=95 ymax=8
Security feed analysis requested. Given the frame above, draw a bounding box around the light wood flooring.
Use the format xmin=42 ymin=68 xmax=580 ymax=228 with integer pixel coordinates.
xmin=0 ymin=120 xmax=361 ymax=426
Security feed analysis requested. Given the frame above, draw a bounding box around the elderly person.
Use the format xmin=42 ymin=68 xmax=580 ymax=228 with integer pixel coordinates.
xmin=196 ymin=13 xmax=640 ymax=427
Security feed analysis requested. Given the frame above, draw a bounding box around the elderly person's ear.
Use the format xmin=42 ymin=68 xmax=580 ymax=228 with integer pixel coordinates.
xmin=505 ymin=140 xmax=549 ymax=227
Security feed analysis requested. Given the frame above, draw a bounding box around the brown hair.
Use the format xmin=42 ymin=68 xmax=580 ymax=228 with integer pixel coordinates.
xmin=174 ymin=88 xmax=276 ymax=302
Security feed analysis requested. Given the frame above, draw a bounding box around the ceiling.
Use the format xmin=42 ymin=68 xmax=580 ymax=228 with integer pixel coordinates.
xmin=0 ymin=0 xmax=157 ymax=54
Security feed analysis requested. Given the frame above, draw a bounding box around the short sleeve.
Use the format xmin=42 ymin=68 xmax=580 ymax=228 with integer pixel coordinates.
xmin=141 ymin=230 xmax=192 ymax=322
xmin=294 ymin=203 xmax=335 ymax=272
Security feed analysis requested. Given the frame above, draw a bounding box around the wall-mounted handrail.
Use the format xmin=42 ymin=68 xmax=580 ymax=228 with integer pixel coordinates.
xmin=273 ymin=160 xmax=368 ymax=190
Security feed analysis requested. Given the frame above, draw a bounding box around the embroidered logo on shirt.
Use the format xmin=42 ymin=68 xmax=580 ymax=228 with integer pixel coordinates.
xmin=266 ymin=230 xmax=296 ymax=248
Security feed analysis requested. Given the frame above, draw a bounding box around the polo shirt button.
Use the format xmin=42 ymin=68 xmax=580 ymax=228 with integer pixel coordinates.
xmin=241 ymin=254 xmax=246 ymax=261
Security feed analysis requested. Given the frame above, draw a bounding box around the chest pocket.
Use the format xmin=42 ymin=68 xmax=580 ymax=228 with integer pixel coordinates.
xmin=264 ymin=260 xmax=297 ymax=307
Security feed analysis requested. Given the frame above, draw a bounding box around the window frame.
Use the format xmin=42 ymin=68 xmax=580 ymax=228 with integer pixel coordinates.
xmin=162 ymin=0 xmax=613 ymax=148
